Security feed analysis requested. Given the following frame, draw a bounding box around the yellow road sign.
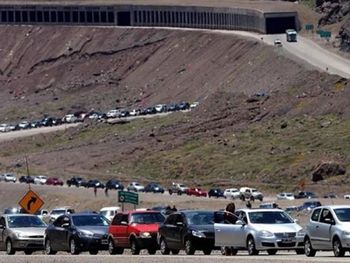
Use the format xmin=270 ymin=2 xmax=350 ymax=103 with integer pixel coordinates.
xmin=18 ymin=190 xmax=44 ymax=214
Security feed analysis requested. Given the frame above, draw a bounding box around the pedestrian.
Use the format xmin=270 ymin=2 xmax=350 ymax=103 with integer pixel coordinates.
xmin=172 ymin=205 xmax=177 ymax=212
xmin=246 ymin=200 xmax=252 ymax=209
xmin=104 ymin=187 xmax=109 ymax=197
xmin=94 ymin=186 xmax=97 ymax=197
xmin=223 ymin=202 xmax=237 ymax=256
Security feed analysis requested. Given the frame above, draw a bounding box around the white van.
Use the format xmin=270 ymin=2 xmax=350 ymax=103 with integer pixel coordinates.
xmin=100 ymin=206 xmax=121 ymax=222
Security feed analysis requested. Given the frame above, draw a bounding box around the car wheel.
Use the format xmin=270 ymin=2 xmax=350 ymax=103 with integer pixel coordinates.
xmin=108 ymin=238 xmax=117 ymax=255
xmin=89 ymin=249 xmax=98 ymax=255
xmin=185 ymin=239 xmax=195 ymax=255
xmin=171 ymin=249 xmax=180 ymax=255
xmin=130 ymin=239 xmax=140 ymax=255
xmin=24 ymin=249 xmax=33 ymax=255
xmin=247 ymin=237 xmax=259 ymax=256
xmin=160 ymin=238 xmax=170 ymax=255
xmin=70 ymin=239 xmax=80 ymax=255
xmin=295 ymin=248 xmax=304 ymax=255
xmin=6 ymin=239 xmax=15 ymax=255
xmin=304 ymin=237 xmax=316 ymax=257
xmin=333 ymin=237 xmax=345 ymax=257
xmin=45 ymin=239 xmax=57 ymax=255
xmin=148 ymin=248 xmax=156 ymax=255
xmin=203 ymin=248 xmax=212 ymax=255
xmin=267 ymin=249 xmax=277 ymax=255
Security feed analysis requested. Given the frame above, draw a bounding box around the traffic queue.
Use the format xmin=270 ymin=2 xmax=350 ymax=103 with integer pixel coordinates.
xmin=1 ymin=203 xmax=350 ymax=257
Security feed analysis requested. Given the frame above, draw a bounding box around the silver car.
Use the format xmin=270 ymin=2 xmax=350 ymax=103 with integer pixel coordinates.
xmin=0 ymin=214 xmax=46 ymax=255
xmin=304 ymin=205 xmax=350 ymax=257
xmin=215 ymin=209 xmax=305 ymax=255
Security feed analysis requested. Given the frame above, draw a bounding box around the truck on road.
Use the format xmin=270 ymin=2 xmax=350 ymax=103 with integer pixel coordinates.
xmin=286 ymin=29 xmax=297 ymax=42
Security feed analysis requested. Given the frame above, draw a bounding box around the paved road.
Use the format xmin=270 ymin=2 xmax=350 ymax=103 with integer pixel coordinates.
xmin=0 ymin=252 xmax=349 ymax=263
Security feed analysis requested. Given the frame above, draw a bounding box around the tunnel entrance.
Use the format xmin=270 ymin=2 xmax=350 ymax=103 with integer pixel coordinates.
xmin=117 ymin=11 xmax=130 ymax=26
xmin=265 ymin=16 xmax=296 ymax=34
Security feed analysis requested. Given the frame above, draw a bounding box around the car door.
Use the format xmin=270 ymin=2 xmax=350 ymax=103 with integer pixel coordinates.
xmin=174 ymin=214 xmax=186 ymax=249
xmin=0 ymin=217 xmax=6 ymax=250
xmin=317 ymin=209 xmax=334 ymax=249
xmin=161 ymin=214 xmax=177 ymax=249
xmin=115 ymin=213 xmax=129 ymax=247
xmin=53 ymin=216 xmax=71 ymax=251
xmin=49 ymin=216 xmax=64 ymax=250
xmin=307 ymin=208 xmax=322 ymax=248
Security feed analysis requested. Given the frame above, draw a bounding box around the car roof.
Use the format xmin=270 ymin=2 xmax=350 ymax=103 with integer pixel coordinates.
xmin=123 ymin=210 xmax=160 ymax=215
xmin=100 ymin=207 xmax=120 ymax=211
xmin=314 ymin=205 xmax=350 ymax=210
xmin=4 ymin=214 xmax=37 ymax=217
xmin=237 ymin=208 xmax=284 ymax=213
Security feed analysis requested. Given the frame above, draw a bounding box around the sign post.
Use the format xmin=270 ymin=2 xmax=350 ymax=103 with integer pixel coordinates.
xmin=118 ymin=191 xmax=139 ymax=211
xmin=18 ymin=190 xmax=44 ymax=214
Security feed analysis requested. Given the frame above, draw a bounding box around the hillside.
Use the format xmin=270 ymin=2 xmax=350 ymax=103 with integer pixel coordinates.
xmin=0 ymin=26 xmax=349 ymax=191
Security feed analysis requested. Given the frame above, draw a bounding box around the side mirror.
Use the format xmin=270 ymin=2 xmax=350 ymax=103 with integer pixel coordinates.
xmin=121 ymin=221 xmax=128 ymax=225
xmin=236 ymin=220 xmax=245 ymax=225
xmin=61 ymin=223 xmax=70 ymax=228
xmin=176 ymin=222 xmax=184 ymax=227
xmin=324 ymin=218 xmax=335 ymax=225
xmin=294 ymin=219 xmax=299 ymax=223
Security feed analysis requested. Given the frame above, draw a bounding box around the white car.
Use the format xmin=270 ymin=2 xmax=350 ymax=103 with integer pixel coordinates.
xmin=155 ymin=104 xmax=167 ymax=113
xmin=34 ymin=175 xmax=48 ymax=185
xmin=49 ymin=207 xmax=75 ymax=223
xmin=344 ymin=194 xmax=350 ymax=199
xmin=274 ymin=39 xmax=283 ymax=47
xmin=0 ymin=124 xmax=11 ymax=132
xmin=127 ymin=182 xmax=145 ymax=192
xmin=276 ymin=192 xmax=295 ymax=200
xmin=0 ymin=173 xmax=17 ymax=183
xmin=129 ymin=109 xmax=141 ymax=116
xmin=190 ymin=102 xmax=199 ymax=108
xmin=106 ymin=109 xmax=120 ymax=118
xmin=99 ymin=206 xmax=121 ymax=222
xmin=224 ymin=188 xmax=241 ymax=199
xmin=63 ymin=114 xmax=77 ymax=123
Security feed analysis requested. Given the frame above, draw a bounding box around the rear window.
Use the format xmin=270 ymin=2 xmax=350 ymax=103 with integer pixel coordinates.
xmin=311 ymin=208 xmax=321 ymax=221
xmin=130 ymin=213 xmax=165 ymax=224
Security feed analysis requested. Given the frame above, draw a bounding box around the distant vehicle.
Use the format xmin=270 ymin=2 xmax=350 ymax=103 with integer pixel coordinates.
xmin=144 ymin=182 xmax=164 ymax=193
xmin=49 ymin=207 xmax=75 ymax=223
xmin=84 ymin=179 xmax=105 ymax=189
xmin=105 ymin=179 xmax=124 ymax=190
xmin=46 ymin=177 xmax=63 ymax=186
xmin=186 ymin=187 xmax=207 ymax=197
xmin=223 ymin=188 xmax=241 ymax=199
xmin=295 ymin=191 xmax=317 ymax=199
xmin=158 ymin=210 xmax=216 ymax=255
xmin=0 ymin=214 xmax=46 ymax=255
xmin=144 ymin=107 xmax=157 ymax=115
xmin=45 ymin=213 xmax=109 ymax=255
xmin=168 ymin=182 xmax=188 ymax=195
xmin=0 ymin=173 xmax=17 ymax=183
xmin=298 ymin=201 xmax=322 ymax=212
xmin=208 ymin=188 xmax=225 ymax=198
xmin=155 ymin=104 xmax=167 ymax=113
xmin=66 ymin=177 xmax=85 ymax=187
xmin=239 ymin=187 xmax=263 ymax=201
xmin=190 ymin=102 xmax=199 ymax=108
xmin=259 ymin=203 xmax=278 ymax=209
xmin=127 ymin=182 xmax=145 ymax=192
xmin=19 ymin=175 xmax=35 ymax=184
xmin=344 ymin=194 xmax=350 ymax=199
xmin=178 ymin=102 xmax=190 ymax=111
xmin=3 ymin=207 xmax=24 ymax=215
xmin=99 ymin=207 xmax=121 ymax=222
xmin=40 ymin=117 xmax=55 ymax=127
xmin=276 ymin=192 xmax=295 ymax=200
xmin=119 ymin=110 xmax=129 ymax=118
xmin=274 ymin=39 xmax=283 ymax=47
xmin=18 ymin=121 xmax=31 ymax=130
xmin=214 ymin=209 xmax=305 ymax=255
xmin=129 ymin=109 xmax=141 ymax=116
xmin=30 ymin=120 xmax=42 ymax=128
xmin=286 ymin=29 xmax=297 ymax=42
xmin=34 ymin=175 xmax=48 ymax=185
xmin=62 ymin=114 xmax=78 ymax=123
xmin=167 ymin=104 xmax=179 ymax=112
xmin=106 ymin=109 xmax=120 ymax=118
xmin=0 ymin=124 xmax=11 ymax=132
xmin=285 ymin=206 xmax=299 ymax=213
xmin=35 ymin=209 xmax=50 ymax=221
xmin=304 ymin=205 xmax=350 ymax=257
xmin=108 ymin=210 xmax=165 ymax=255
xmin=323 ymin=193 xmax=337 ymax=199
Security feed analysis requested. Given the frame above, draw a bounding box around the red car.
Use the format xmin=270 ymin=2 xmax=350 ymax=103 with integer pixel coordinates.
xmin=108 ymin=210 xmax=165 ymax=255
xmin=186 ymin=187 xmax=208 ymax=197
xmin=46 ymin=177 xmax=64 ymax=186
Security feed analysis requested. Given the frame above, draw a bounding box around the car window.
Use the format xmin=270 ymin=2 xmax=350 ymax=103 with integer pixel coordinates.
xmin=165 ymin=214 xmax=177 ymax=225
xmin=122 ymin=214 xmax=129 ymax=224
xmin=8 ymin=216 xmax=46 ymax=228
xmin=72 ymin=215 xmax=109 ymax=226
xmin=130 ymin=213 xmax=165 ymax=224
xmin=111 ymin=213 xmax=123 ymax=225
xmin=311 ymin=208 xmax=321 ymax=221
xmin=248 ymin=211 xmax=294 ymax=224
xmin=334 ymin=208 xmax=350 ymax=222
xmin=320 ymin=209 xmax=334 ymax=224
xmin=0 ymin=217 xmax=5 ymax=227
xmin=186 ymin=211 xmax=214 ymax=225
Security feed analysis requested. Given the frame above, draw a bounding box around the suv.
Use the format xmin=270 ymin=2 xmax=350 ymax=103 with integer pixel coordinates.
xmin=168 ymin=183 xmax=188 ymax=195
xmin=0 ymin=173 xmax=17 ymax=183
xmin=66 ymin=177 xmax=85 ymax=187
xmin=223 ymin=188 xmax=240 ymax=199
xmin=239 ymin=187 xmax=264 ymax=201
xmin=304 ymin=205 xmax=350 ymax=257
xmin=108 ymin=210 xmax=165 ymax=255
xmin=298 ymin=201 xmax=321 ymax=212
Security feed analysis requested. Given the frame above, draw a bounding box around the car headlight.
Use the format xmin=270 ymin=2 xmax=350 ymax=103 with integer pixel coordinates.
xmin=297 ymin=229 xmax=306 ymax=237
xmin=259 ymin=230 xmax=274 ymax=238
xmin=342 ymin=231 xmax=350 ymax=236
xmin=77 ymin=230 xmax=94 ymax=238
xmin=15 ymin=232 xmax=29 ymax=238
xmin=192 ymin=230 xmax=206 ymax=238
xmin=139 ymin=232 xmax=151 ymax=238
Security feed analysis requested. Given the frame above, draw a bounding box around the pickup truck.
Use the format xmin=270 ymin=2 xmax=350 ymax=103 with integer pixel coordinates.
xmin=239 ymin=187 xmax=263 ymax=201
xmin=168 ymin=182 xmax=188 ymax=195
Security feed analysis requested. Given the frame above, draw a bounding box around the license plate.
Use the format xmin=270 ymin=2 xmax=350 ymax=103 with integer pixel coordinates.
xmin=281 ymin=238 xmax=293 ymax=243
xmin=101 ymin=239 xmax=108 ymax=245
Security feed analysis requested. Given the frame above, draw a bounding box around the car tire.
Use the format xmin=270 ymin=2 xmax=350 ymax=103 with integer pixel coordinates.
xmin=89 ymin=249 xmax=98 ymax=255
xmin=185 ymin=239 xmax=195 ymax=255
xmin=295 ymin=248 xmax=304 ymax=255
xmin=70 ymin=239 xmax=80 ymax=255
xmin=24 ymin=249 xmax=33 ymax=255
xmin=148 ymin=248 xmax=157 ymax=255
xmin=108 ymin=239 xmax=117 ymax=255
xmin=45 ymin=239 xmax=57 ymax=255
xmin=160 ymin=238 xmax=170 ymax=255
xmin=304 ymin=237 xmax=316 ymax=257
xmin=333 ymin=237 xmax=345 ymax=257
xmin=247 ymin=237 xmax=259 ymax=256
xmin=6 ymin=239 xmax=15 ymax=255
xmin=171 ymin=249 xmax=180 ymax=255
xmin=130 ymin=239 xmax=140 ymax=255
xmin=203 ymin=248 xmax=212 ymax=255
xmin=267 ymin=249 xmax=277 ymax=255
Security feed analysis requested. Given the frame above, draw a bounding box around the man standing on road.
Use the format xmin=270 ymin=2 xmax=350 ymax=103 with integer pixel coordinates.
xmin=94 ymin=186 xmax=97 ymax=197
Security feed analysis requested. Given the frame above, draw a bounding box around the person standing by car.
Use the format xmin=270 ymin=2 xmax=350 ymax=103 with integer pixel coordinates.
xmin=222 ymin=202 xmax=238 ymax=256
xmin=94 ymin=186 xmax=97 ymax=197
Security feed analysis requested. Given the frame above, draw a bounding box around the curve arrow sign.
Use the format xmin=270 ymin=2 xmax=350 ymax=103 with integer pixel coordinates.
xmin=27 ymin=197 xmax=37 ymax=211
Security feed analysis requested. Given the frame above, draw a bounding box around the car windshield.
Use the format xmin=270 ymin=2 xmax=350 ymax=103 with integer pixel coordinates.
xmin=248 ymin=211 xmax=294 ymax=224
xmin=130 ymin=213 xmax=165 ymax=224
xmin=186 ymin=211 xmax=214 ymax=225
xmin=8 ymin=216 xmax=46 ymax=228
xmin=51 ymin=210 xmax=66 ymax=215
xmin=179 ymin=184 xmax=186 ymax=187
xmin=334 ymin=208 xmax=350 ymax=222
xmin=72 ymin=215 xmax=109 ymax=226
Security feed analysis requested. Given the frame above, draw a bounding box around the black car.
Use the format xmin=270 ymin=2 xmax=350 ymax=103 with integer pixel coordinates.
xmin=83 ymin=179 xmax=105 ymax=189
xmin=44 ymin=213 xmax=109 ymax=255
xmin=105 ymin=179 xmax=124 ymax=190
xmin=30 ymin=120 xmax=42 ymax=128
xmin=66 ymin=177 xmax=85 ymax=187
xmin=167 ymin=104 xmax=179 ymax=112
xmin=144 ymin=107 xmax=157 ymax=115
xmin=19 ymin=175 xmax=35 ymax=184
xmin=323 ymin=192 xmax=337 ymax=199
xmin=298 ymin=201 xmax=322 ymax=212
xmin=41 ymin=117 xmax=55 ymax=127
xmin=144 ymin=182 xmax=165 ymax=193
xmin=178 ymin=102 xmax=190 ymax=110
xmin=208 ymin=188 xmax=225 ymax=198
xmin=294 ymin=191 xmax=317 ymax=199
xmin=119 ymin=111 xmax=129 ymax=118
xmin=158 ymin=210 xmax=216 ymax=255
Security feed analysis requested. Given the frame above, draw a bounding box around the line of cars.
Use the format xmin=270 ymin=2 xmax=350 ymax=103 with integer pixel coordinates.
xmin=0 ymin=101 xmax=198 ymax=134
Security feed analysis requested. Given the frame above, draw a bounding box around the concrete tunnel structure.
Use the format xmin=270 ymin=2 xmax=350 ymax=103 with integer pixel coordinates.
xmin=0 ymin=0 xmax=300 ymax=34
